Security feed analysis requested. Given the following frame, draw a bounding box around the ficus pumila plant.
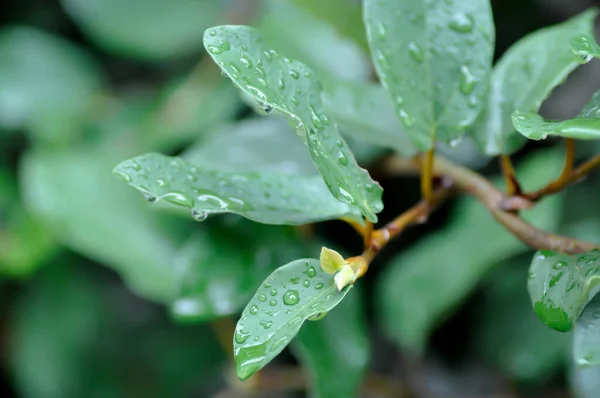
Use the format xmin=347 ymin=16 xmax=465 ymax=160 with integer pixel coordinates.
xmin=113 ymin=0 xmax=600 ymax=388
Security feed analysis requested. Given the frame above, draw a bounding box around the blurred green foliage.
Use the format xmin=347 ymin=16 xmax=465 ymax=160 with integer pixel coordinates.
xmin=1 ymin=0 xmax=600 ymax=397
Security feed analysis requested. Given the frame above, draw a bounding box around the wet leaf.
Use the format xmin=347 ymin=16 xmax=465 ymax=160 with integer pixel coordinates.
xmin=291 ymin=288 xmax=369 ymax=398
xmin=472 ymin=9 xmax=598 ymax=155
xmin=203 ymin=25 xmax=383 ymax=222
xmin=233 ymin=258 xmax=352 ymax=380
xmin=574 ymin=294 xmax=600 ymax=366
xmin=363 ymin=0 xmax=494 ymax=150
xmin=512 ymin=88 xmax=600 ymax=141
xmin=0 ymin=27 xmax=104 ymax=143
xmin=61 ymin=0 xmax=220 ymax=59
xmin=114 ymin=153 xmax=362 ymax=225
xmin=322 ymin=79 xmax=418 ymax=157
xmin=376 ymin=149 xmax=564 ymax=352
xmin=528 ymin=249 xmax=600 ymax=332
xmin=570 ymin=33 xmax=600 ymax=61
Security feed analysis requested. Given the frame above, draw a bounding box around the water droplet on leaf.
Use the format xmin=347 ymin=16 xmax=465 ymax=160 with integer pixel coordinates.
xmin=283 ymin=290 xmax=300 ymax=306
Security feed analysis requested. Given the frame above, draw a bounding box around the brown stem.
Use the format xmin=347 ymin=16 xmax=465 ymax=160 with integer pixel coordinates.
xmin=382 ymin=155 xmax=600 ymax=254
xmin=499 ymin=155 xmax=522 ymax=196
xmin=420 ymin=148 xmax=436 ymax=203
xmin=523 ymin=149 xmax=600 ymax=202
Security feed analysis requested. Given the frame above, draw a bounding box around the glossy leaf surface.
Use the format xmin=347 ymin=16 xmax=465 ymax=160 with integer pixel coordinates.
xmin=322 ymin=79 xmax=418 ymax=157
xmin=114 ymin=153 xmax=361 ymax=225
xmin=473 ymin=9 xmax=598 ymax=155
xmin=570 ymin=34 xmax=600 ymax=61
xmin=203 ymin=25 xmax=383 ymax=221
xmin=376 ymin=149 xmax=564 ymax=352
xmin=291 ymin=288 xmax=369 ymax=398
xmin=573 ymin=294 xmax=600 ymax=366
xmin=364 ymin=0 xmax=494 ymax=149
xmin=234 ymin=258 xmax=352 ymax=380
xmin=61 ymin=0 xmax=220 ymax=59
xmin=528 ymin=249 xmax=600 ymax=332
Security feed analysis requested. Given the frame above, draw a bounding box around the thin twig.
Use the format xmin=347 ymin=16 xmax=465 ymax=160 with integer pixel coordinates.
xmin=499 ymin=154 xmax=522 ymax=196
xmin=382 ymin=155 xmax=600 ymax=254
xmin=420 ymin=148 xmax=436 ymax=203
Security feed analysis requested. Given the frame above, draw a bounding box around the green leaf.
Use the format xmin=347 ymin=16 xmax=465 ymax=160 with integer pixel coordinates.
xmin=170 ymin=224 xmax=306 ymax=322
xmin=114 ymin=153 xmax=362 ymax=225
xmin=0 ymin=26 xmax=104 ymax=143
xmin=183 ymin=117 xmax=317 ymax=175
xmin=322 ymin=79 xmax=418 ymax=157
xmin=60 ymin=0 xmax=221 ymax=60
xmin=472 ymin=9 xmax=598 ymax=155
xmin=20 ymin=148 xmax=189 ymax=302
xmin=286 ymin=0 xmax=368 ymax=52
xmin=258 ymin=1 xmax=370 ymax=81
xmin=474 ymin=257 xmax=568 ymax=382
xmin=363 ymin=0 xmax=494 ymax=150
xmin=570 ymin=34 xmax=600 ymax=61
xmin=574 ymin=294 xmax=600 ymax=366
xmin=233 ymin=258 xmax=353 ymax=381
xmin=528 ymin=249 xmax=600 ymax=332
xmin=291 ymin=287 xmax=369 ymax=398
xmin=512 ymin=88 xmax=600 ymax=141
xmin=376 ymin=149 xmax=565 ymax=352
xmin=203 ymin=26 xmax=383 ymax=222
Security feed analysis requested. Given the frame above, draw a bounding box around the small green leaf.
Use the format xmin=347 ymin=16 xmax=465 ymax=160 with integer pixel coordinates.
xmin=571 ymin=34 xmax=600 ymax=61
xmin=513 ymin=88 xmax=600 ymax=141
xmin=114 ymin=153 xmax=362 ymax=225
xmin=322 ymin=79 xmax=418 ymax=157
xmin=319 ymin=247 xmax=345 ymax=274
xmin=61 ymin=0 xmax=221 ymax=59
xmin=376 ymin=149 xmax=565 ymax=352
xmin=363 ymin=0 xmax=494 ymax=150
xmin=528 ymin=249 xmax=600 ymax=332
xmin=0 ymin=27 xmax=104 ymax=143
xmin=203 ymin=26 xmax=383 ymax=222
xmin=513 ymin=111 xmax=600 ymax=141
xmin=574 ymin=294 xmax=600 ymax=366
xmin=233 ymin=258 xmax=352 ymax=381
xmin=291 ymin=288 xmax=369 ymax=398
xmin=472 ymin=9 xmax=598 ymax=155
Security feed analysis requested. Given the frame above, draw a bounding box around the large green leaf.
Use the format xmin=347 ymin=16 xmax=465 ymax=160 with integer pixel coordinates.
xmin=291 ymin=287 xmax=369 ymax=398
xmin=322 ymin=79 xmax=418 ymax=157
xmin=170 ymin=223 xmax=306 ymax=322
xmin=286 ymin=0 xmax=368 ymax=52
xmin=513 ymin=89 xmax=600 ymax=141
xmin=203 ymin=26 xmax=383 ymax=222
xmin=474 ymin=258 xmax=568 ymax=382
xmin=472 ymin=9 xmax=598 ymax=155
xmin=573 ymin=294 xmax=600 ymax=366
xmin=60 ymin=0 xmax=221 ymax=59
xmin=376 ymin=149 xmax=564 ymax=352
xmin=183 ymin=117 xmax=316 ymax=175
xmin=258 ymin=1 xmax=370 ymax=81
xmin=114 ymin=153 xmax=362 ymax=225
xmin=20 ymin=149 xmax=190 ymax=302
xmin=233 ymin=258 xmax=352 ymax=380
xmin=363 ymin=0 xmax=494 ymax=150
xmin=0 ymin=27 xmax=104 ymax=143
xmin=528 ymin=249 xmax=600 ymax=332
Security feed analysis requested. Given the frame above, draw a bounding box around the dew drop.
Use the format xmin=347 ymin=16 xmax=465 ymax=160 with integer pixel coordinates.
xmin=191 ymin=209 xmax=208 ymax=222
xmin=398 ymin=109 xmax=415 ymax=127
xmin=289 ymin=69 xmax=300 ymax=79
xmin=240 ymin=56 xmax=253 ymax=68
xmin=408 ymin=42 xmax=424 ymax=62
xmin=290 ymin=276 xmax=300 ymax=284
xmin=338 ymin=152 xmax=349 ymax=166
xmin=283 ymin=290 xmax=300 ymax=306
xmin=208 ymin=30 xmax=216 ymax=37
xmin=303 ymin=280 xmax=310 ymax=287
xmin=234 ymin=330 xmax=250 ymax=344
xmin=315 ymin=283 xmax=324 ymax=290
xmin=259 ymin=320 xmax=273 ymax=329
xmin=258 ymin=293 xmax=267 ymax=302
xmin=448 ymin=13 xmax=474 ymax=33
xmin=269 ymin=299 xmax=277 ymax=307
xmin=143 ymin=192 xmax=157 ymax=203
xmin=552 ymin=261 xmax=568 ymax=270
xmin=307 ymin=266 xmax=317 ymax=278
xmin=270 ymin=288 xmax=277 ymax=296
xmin=459 ymin=65 xmax=477 ymax=94
xmin=258 ymin=102 xmax=273 ymax=114
xmin=264 ymin=282 xmax=271 ymax=288
xmin=249 ymin=305 xmax=259 ymax=315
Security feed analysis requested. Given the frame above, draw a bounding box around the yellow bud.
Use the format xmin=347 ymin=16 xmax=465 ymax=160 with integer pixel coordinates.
xmin=319 ymin=247 xmax=345 ymax=274
xmin=334 ymin=264 xmax=357 ymax=291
